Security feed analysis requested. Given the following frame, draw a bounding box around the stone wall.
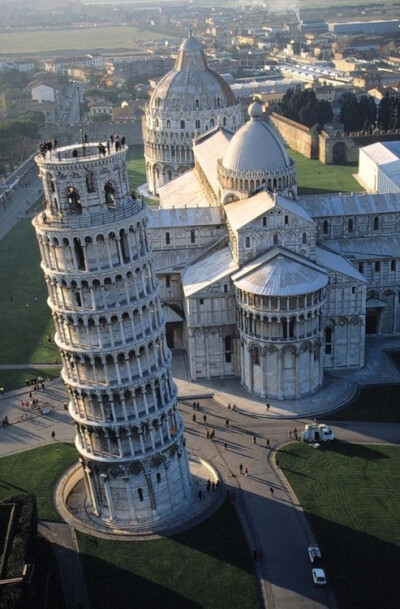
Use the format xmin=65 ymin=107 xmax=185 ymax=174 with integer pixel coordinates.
xmin=269 ymin=113 xmax=319 ymax=159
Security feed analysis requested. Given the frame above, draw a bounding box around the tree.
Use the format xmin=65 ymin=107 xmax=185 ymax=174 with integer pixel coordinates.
xmin=377 ymin=92 xmax=393 ymax=130
xmin=339 ymin=92 xmax=361 ymax=133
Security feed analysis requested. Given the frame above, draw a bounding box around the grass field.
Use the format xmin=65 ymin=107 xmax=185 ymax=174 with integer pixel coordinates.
xmin=126 ymin=145 xmax=146 ymax=190
xmin=287 ymin=148 xmax=362 ymax=196
xmin=0 ymin=367 xmax=61 ymax=392
xmin=78 ymin=500 xmax=258 ymax=609
xmin=0 ymin=443 xmax=77 ymax=521
xmin=278 ymin=442 xmax=400 ymax=609
xmin=0 ymin=26 xmax=165 ymax=55
xmin=0 ymin=219 xmax=56 ymax=365
xmin=327 ymin=383 xmax=400 ymax=423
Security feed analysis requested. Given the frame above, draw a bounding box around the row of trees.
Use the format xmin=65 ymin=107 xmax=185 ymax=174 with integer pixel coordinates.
xmin=279 ymin=87 xmax=333 ymax=129
xmin=280 ymin=86 xmax=400 ymax=134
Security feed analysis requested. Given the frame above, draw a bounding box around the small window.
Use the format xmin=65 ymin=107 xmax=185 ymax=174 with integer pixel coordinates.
xmin=262 ymin=217 xmax=267 ymax=226
xmin=284 ymin=215 xmax=289 ymax=225
xmin=374 ymin=261 xmax=380 ymax=272
xmin=199 ymin=298 xmax=204 ymax=305
xmin=165 ymin=275 xmax=170 ymax=288
xmin=223 ymin=117 xmax=227 ymax=126
xmin=302 ymin=232 xmax=307 ymax=244
xmin=322 ymin=220 xmax=329 ymax=235
xmin=195 ymin=119 xmax=200 ymax=129
xmin=190 ymin=229 xmax=195 ymax=244
xmin=138 ymin=488 xmax=143 ymax=502
xmin=358 ymin=262 xmax=364 ymax=273
xmin=273 ymin=234 xmax=279 ymax=246
xmin=325 ymin=327 xmax=333 ymax=355
xmin=373 ymin=216 xmax=379 ymax=230
xmin=245 ymin=236 xmax=251 ymax=248
xmin=348 ymin=218 xmax=353 ymax=233
xmin=224 ymin=284 xmax=228 ymax=293
xmin=210 ymin=118 xmax=215 ymax=127
xmin=253 ymin=347 xmax=260 ymax=366
xmin=156 ymin=473 xmax=161 ymax=484
xmin=165 ymin=232 xmax=170 ymax=245
xmin=180 ymin=120 xmax=185 ymax=129
xmin=351 ymin=286 xmax=356 ymax=294
xmin=391 ymin=260 xmax=396 ymax=272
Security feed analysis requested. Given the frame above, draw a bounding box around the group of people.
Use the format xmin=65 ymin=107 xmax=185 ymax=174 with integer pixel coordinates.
xmin=39 ymin=140 xmax=57 ymax=158
xmin=2 ymin=416 xmax=9 ymax=426
xmin=97 ymin=134 xmax=126 ymax=157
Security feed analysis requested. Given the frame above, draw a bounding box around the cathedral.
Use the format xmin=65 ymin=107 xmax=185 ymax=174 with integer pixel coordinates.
xmin=145 ymin=34 xmax=400 ymax=401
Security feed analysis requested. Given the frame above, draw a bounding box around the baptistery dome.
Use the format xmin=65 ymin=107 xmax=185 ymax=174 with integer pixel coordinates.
xmin=143 ymin=33 xmax=242 ymax=195
xmin=218 ymin=101 xmax=297 ymax=200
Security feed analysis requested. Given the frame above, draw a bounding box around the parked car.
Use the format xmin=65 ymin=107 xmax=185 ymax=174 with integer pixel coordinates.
xmin=312 ymin=568 xmax=327 ymax=586
xmin=308 ymin=546 xmax=322 ymax=564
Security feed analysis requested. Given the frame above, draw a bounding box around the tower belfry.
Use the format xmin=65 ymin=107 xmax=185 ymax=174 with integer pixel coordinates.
xmin=33 ymin=141 xmax=193 ymax=530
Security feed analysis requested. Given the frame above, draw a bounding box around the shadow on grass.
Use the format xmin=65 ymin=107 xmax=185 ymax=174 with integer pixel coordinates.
xmin=325 ymin=383 xmax=400 ymax=423
xmin=323 ymin=440 xmax=389 ymax=460
xmin=304 ymin=513 xmax=400 ymax=609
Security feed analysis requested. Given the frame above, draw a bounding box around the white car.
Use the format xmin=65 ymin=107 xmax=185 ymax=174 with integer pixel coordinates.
xmin=308 ymin=546 xmax=322 ymax=564
xmin=312 ymin=568 xmax=327 ymax=586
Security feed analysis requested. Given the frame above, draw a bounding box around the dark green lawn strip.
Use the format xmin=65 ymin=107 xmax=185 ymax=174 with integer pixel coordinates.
xmin=0 ymin=444 xmax=77 ymax=521
xmin=78 ymin=501 xmax=258 ymax=609
xmin=326 ymin=384 xmax=400 ymax=422
xmin=278 ymin=442 xmax=400 ymax=609
xmin=0 ymin=367 xmax=60 ymax=392
xmin=0 ymin=219 xmax=55 ymax=364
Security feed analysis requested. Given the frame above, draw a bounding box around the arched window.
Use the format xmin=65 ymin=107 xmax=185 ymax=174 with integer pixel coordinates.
xmin=302 ymin=232 xmax=307 ymax=244
xmin=273 ymin=234 xmax=279 ymax=246
xmin=195 ymin=99 xmax=200 ymax=109
xmin=104 ymin=182 xmax=115 ymax=207
xmin=156 ymin=472 xmax=161 ymax=483
xmin=165 ymin=232 xmax=170 ymax=245
xmin=252 ymin=346 xmax=260 ymax=366
xmin=190 ymin=229 xmax=195 ymax=244
xmin=216 ymin=97 xmax=220 ymax=108
xmin=73 ymin=238 xmax=86 ymax=271
xmin=348 ymin=218 xmax=353 ymax=233
xmin=210 ymin=118 xmax=215 ymax=127
xmin=167 ymin=170 xmax=172 ymax=180
xmin=224 ymin=336 xmax=232 ymax=363
xmin=180 ymin=120 xmax=185 ymax=129
xmin=166 ymin=120 xmax=171 ymax=129
xmin=245 ymin=236 xmax=251 ymax=248
xmin=195 ymin=119 xmax=200 ymax=129
xmin=138 ymin=488 xmax=143 ymax=501
xmin=373 ymin=216 xmax=379 ymax=230
xmin=325 ymin=327 xmax=333 ymax=355
xmin=284 ymin=215 xmax=289 ymax=225
xmin=262 ymin=217 xmax=267 ymax=226
xmin=86 ymin=171 xmax=95 ymax=193
xmin=67 ymin=187 xmax=81 ymax=214
xmin=223 ymin=117 xmax=227 ymax=126
xmin=322 ymin=220 xmax=329 ymax=235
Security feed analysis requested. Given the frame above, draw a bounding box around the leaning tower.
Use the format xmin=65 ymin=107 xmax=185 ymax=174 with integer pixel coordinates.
xmin=32 ymin=141 xmax=193 ymax=530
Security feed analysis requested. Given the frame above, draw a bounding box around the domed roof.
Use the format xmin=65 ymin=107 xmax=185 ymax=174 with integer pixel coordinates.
xmin=149 ymin=33 xmax=235 ymax=111
xmin=221 ymin=101 xmax=291 ymax=173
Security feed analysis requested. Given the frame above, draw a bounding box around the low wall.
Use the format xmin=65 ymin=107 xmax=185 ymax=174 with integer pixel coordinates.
xmin=269 ymin=113 xmax=318 ymax=159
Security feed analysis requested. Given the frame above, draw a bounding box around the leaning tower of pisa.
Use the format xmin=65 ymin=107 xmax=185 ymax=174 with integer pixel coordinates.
xmin=32 ymin=140 xmax=193 ymax=530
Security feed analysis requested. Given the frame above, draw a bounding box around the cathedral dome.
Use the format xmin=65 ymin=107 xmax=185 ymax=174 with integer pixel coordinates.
xmin=221 ymin=101 xmax=290 ymax=173
xmin=149 ymin=33 xmax=235 ymax=111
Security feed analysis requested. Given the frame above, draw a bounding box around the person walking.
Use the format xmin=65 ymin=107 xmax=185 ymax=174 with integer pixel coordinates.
xmin=239 ymin=463 xmax=243 ymax=474
xmin=51 ymin=431 xmax=56 ymax=440
xmin=270 ymin=487 xmax=274 ymax=496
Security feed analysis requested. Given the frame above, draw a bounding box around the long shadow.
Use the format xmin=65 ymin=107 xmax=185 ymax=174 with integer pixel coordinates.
xmin=323 ymin=440 xmax=389 ymax=460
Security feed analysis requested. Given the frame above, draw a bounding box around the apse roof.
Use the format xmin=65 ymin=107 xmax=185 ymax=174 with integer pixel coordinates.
xmin=232 ymin=249 xmax=328 ymax=296
xmin=183 ymin=245 xmax=238 ymax=297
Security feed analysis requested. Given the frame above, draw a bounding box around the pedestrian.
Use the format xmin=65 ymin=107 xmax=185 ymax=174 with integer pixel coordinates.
xmin=192 ymin=401 xmax=196 ymax=410
xmin=192 ymin=413 xmax=196 ymax=422
xmin=266 ymin=403 xmax=270 ymax=411
xmin=253 ymin=435 xmax=256 ymax=444
xmin=232 ymin=404 xmax=237 ymax=411
xmin=225 ymin=418 xmax=229 ymax=427
xmin=210 ymin=428 xmax=215 ymax=439
xmin=289 ymin=429 xmax=292 ymax=438
xmin=245 ymin=467 xmax=248 ymax=476
xmin=203 ymin=414 xmax=207 ymax=424
xmin=293 ymin=428 xmax=298 ymax=440
xmin=196 ymin=401 xmax=200 ymax=410
xmin=224 ymin=442 xmax=228 ymax=450
xmin=228 ymin=403 xmax=231 ymax=410
xmin=239 ymin=463 xmax=243 ymax=474
xmin=270 ymin=487 xmax=274 ymax=496
xmin=266 ymin=438 xmax=270 ymax=448
xmin=206 ymin=429 xmax=210 ymax=439
xmin=51 ymin=431 xmax=56 ymax=440
xmin=276 ymin=458 xmax=280 ymax=468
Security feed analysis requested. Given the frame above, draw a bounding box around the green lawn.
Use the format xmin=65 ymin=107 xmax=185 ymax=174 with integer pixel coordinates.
xmin=126 ymin=145 xmax=146 ymax=190
xmin=0 ymin=367 xmax=61 ymax=392
xmin=0 ymin=444 xmax=77 ymax=521
xmin=0 ymin=219 xmax=55 ymax=364
xmin=288 ymin=148 xmax=361 ymax=196
xmin=326 ymin=384 xmax=400 ymax=423
xmin=0 ymin=26 xmax=165 ymax=55
xmin=78 ymin=500 xmax=258 ymax=609
xmin=278 ymin=442 xmax=400 ymax=609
